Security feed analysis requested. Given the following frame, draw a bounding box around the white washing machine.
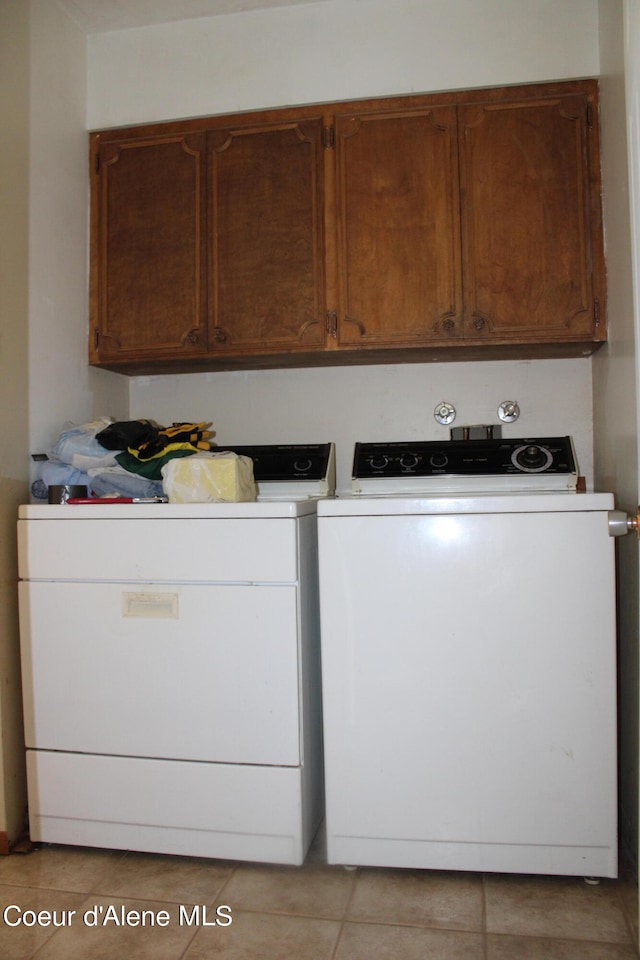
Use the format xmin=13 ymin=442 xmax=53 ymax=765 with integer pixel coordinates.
xmin=318 ymin=437 xmax=620 ymax=878
xmin=18 ymin=444 xmax=334 ymax=865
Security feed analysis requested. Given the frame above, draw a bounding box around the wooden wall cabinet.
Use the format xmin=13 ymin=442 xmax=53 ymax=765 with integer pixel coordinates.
xmin=89 ymin=80 xmax=606 ymax=375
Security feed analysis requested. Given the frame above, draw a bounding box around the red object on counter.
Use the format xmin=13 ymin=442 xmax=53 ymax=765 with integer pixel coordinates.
xmin=65 ymin=497 xmax=168 ymax=504
xmin=66 ymin=497 xmax=134 ymax=504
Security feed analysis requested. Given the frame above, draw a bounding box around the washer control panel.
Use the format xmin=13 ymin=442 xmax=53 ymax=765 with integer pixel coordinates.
xmin=352 ymin=437 xmax=578 ymax=495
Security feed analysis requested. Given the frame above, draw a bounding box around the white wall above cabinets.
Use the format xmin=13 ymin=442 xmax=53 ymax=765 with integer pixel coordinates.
xmin=87 ymin=0 xmax=600 ymax=129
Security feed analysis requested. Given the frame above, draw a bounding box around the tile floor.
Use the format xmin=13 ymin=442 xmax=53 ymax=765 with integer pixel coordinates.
xmin=0 ymin=835 xmax=637 ymax=959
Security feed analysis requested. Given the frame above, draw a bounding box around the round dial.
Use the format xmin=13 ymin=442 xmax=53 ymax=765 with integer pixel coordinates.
xmin=511 ymin=444 xmax=553 ymax=473
xmin=400 ymin=454 xmax=419 ymax=470
xmin=293 ymin=458 xmax=313 ymax=472
xmin=429 ymin=453 xmax=449 ymax=469
xmin=369 ymin=456 xmax=389 ymax=470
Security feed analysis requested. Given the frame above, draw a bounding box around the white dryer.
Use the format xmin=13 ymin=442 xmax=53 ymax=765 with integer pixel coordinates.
xmin=19 ymin=444 xmax=334 ymax=865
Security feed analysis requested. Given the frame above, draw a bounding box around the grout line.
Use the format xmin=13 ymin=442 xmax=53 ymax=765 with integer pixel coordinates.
xmin=172 ymin=860 xmax=241 ymax=960
xmin=328 ymin=864 xmax=359 ymax=960
xmin=481 ymin=872 xmax=489 ymax=960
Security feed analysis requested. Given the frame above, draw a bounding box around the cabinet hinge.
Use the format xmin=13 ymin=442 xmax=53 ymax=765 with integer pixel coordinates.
xmin=326 ymin=310 xmax=337 ymax=337
xmin=323 ymin=126 xmax=335 ymax=150
xmin=594 ymin=297 xmax=600 ymax=326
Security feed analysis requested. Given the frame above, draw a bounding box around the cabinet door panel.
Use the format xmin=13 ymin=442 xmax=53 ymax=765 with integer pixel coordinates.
xmin=209 ymin=121 xmax=325 ymax=353
xmin=93 ymin=134 xmax=207 ymax=360
xmin=335 ymin=107 xmax=462 ymax=347
xmin=460 ymin=95 xmax=597 ymax=340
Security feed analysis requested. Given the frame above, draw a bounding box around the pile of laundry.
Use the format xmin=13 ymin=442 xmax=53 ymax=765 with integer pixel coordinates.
xmin=31 ymin=417 xmax=216 ymax=500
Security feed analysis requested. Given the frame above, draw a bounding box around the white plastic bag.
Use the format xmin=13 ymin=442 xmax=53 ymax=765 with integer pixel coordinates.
xmin=161 ymin=452 xmax=256 ymax=503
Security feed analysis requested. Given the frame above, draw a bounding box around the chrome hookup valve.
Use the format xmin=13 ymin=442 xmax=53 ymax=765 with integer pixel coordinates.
xmin=434 ymin=402 xmax=456 ymax=425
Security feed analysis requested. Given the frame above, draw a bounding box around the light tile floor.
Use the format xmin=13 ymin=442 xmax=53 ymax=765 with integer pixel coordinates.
xmin=0 ymin=836 xmax=637 ymax=959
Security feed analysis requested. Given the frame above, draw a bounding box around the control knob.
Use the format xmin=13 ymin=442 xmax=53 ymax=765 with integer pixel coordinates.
xmin=429 ymin=453 xmax=449 ymax=469
xmin=400 ymin=453 xmax=419 ymax=470
xmin=511 ymin=444 xmax=553 ymax=473
xmin=293 ymin=458 xmax=313 ymax=472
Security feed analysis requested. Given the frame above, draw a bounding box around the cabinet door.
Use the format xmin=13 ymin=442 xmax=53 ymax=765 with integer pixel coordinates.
xmin=459 ymin=93 xmax=602 ymax=342
xmin=208 ymin=119 xmax=326 ymax=354
xmin=91 ymin=133 xmax=208 ymax=362
xmin=333 ymin=106 xmax=462 ymax=347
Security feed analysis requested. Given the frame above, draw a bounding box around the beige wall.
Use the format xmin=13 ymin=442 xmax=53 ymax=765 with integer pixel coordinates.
xmin=0 ymin=0 xmax=128 ymax=842
xmin=0 ymin=0 xmax=31 ymax=840
xmin=27 ymin=0 xmax=128 ymax=469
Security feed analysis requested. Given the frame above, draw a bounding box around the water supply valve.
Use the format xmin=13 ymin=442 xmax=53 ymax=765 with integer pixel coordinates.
xmin=498 ymin=401 xmax=520 ymax=423
xmin=434 ymin=402 xmax=456 ymax=426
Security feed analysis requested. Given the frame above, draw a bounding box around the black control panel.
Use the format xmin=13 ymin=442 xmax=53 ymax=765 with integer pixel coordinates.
xmin=353 ymin=437 xmax=577 ymax=479
xmin=219 ymin=443 xmax=333 ymax=481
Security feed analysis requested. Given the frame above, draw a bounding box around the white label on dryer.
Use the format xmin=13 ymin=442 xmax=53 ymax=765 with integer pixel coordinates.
xmin=122 ymin=592 xmax=179 ymax=619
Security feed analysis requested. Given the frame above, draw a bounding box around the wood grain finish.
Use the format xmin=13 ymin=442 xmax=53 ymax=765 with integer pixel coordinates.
xmin=91 ymin=133 xmax=207 ymax=361
xmin=335 ymin=105 xmax=462 ymax=347
xmin=89 ymin=80 xmax=606 ymax=374
xmin=208 ymin=119 xmax=325 ymax=353
xmin=459 ymin=93 xmax=598 ymax=340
